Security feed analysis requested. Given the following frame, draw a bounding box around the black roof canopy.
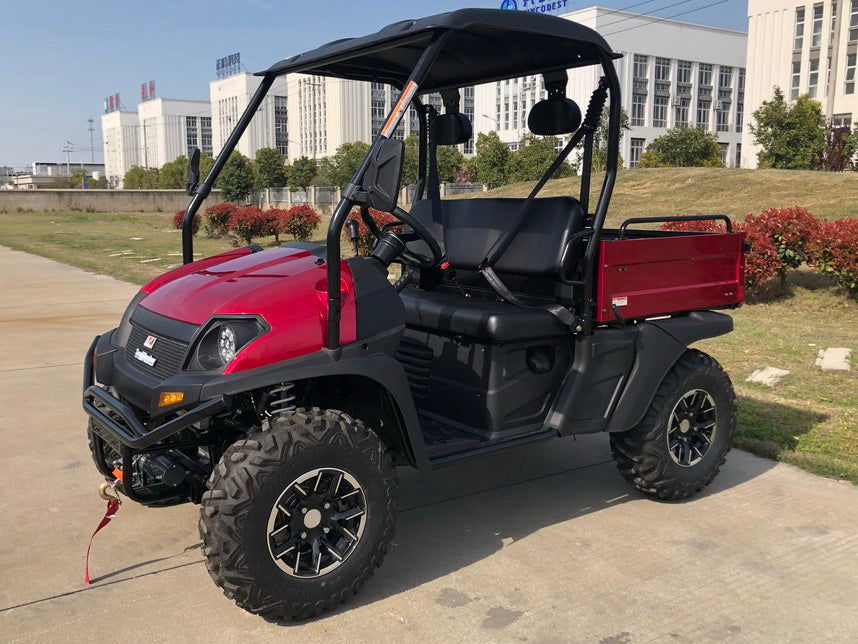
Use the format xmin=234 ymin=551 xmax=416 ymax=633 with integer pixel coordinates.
xmin=260 ymin=8 xmax=616 ymax=92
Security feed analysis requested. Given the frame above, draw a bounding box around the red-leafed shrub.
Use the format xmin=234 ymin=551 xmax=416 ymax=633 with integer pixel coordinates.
xmin=809 ymin=218 xmax=858 ymax=290
xmin=743 ymin=207 xmax=822 ymax=271
xmin=737 ymin=224 xmax=782 ymax=288
xmin=281 ymin=204 xmax=322 ymax=242
xmin=345 ymin=208 xmax=398 ymax=255
xmin=229 ymin=206 xmax=270 ymax=244
xmin=204 ymin=202 xmax=236 ymax=237
xmin=172 ymin=209 xmax=200 ymax=235
xmin=659 ymin=218 xmax=727 ymax=233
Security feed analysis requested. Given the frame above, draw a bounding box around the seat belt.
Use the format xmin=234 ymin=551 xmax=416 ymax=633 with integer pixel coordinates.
xmin=479 ymin=81 xmax=608 ymax=328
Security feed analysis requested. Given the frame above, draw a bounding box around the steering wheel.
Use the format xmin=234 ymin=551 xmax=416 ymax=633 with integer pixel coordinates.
xmin=359 ymin=206 xmax=443 ymax=270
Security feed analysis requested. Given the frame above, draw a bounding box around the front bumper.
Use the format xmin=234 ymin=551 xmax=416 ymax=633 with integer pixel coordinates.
xmin=83 ymin=335 xmax=230 ymax=450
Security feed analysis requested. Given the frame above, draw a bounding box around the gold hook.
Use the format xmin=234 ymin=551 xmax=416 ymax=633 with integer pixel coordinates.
xmin=98 ymin=480 xmax=121 ymax=502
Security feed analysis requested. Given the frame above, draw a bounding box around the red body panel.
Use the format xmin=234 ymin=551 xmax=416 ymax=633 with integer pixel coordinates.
xmin=137 ymin=246 xmax=356 ymax=372
xmin=595 ymin=232 xmax=745 ymax=322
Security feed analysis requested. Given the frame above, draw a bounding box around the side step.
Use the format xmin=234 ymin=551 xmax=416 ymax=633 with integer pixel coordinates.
xmin=429 ymin=428 xmax=558 ymax=468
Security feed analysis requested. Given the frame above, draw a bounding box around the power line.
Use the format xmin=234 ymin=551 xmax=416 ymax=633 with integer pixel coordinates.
xmin=597 ymin=0 xmax=703 ymax=30
xmin=603 ymin=0 xmax=736 ymax=35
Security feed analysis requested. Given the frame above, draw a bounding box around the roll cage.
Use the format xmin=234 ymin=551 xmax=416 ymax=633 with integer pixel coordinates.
xmin=180 ymin=8 xmax=623 ymax=343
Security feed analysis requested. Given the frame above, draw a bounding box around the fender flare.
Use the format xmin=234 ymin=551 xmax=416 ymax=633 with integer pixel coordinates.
xmin=604 ymin=311 xmax=733 ymax=433
xmin=200 ymin=331 xmax=429 ymax=469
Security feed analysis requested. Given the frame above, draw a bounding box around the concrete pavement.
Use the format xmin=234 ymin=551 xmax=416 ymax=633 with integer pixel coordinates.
xmin=1 ymin=245 xmax=856 ymax=643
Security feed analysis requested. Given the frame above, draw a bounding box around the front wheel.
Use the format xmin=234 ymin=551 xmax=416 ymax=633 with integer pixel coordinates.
xmin=610 ymin=349 xmax=736 ymax=501
xmin=199 ymin=408 xmax=397 ymax=620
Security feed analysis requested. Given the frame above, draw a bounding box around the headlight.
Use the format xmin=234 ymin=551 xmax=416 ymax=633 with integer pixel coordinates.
xmin=218 ymin=325 xmax=237 ymax=364
xmin=189 ymin=317 xmax=267 ymax=371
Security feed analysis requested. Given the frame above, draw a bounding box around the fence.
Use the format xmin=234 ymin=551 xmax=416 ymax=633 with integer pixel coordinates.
xmin=252 ymin=182 xmax=486 ymax=213
xmin=0 ymin=189 xmax=223 ymax=213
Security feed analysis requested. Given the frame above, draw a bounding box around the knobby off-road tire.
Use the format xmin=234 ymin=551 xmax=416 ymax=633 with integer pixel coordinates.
xmin=610 ymin=349 xmax=736 ymax=501
xmin=199 ymin=408 xmax=397 ymax=621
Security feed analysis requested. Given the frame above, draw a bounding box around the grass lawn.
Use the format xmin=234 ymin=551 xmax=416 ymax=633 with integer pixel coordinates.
xmin=1 ymin=168 xmax=856 ymax=483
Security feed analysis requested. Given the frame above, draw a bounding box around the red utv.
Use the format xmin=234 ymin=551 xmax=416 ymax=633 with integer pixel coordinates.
xmin=83 ymin=9 xmax=744 ymax=620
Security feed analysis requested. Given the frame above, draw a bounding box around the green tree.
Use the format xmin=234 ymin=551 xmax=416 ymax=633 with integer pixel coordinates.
xmin=49 ymin=167 xmax=87 ymax=188
xmin=473 ymin=131 xmax=510 ymax=188
xmin=288 ymin=156 xmax=317 ymax=190
xmin=254 ymin=147 xmax=287 ymax=188
xmin=215 ymin=151 xmax=255 ymax=202
xmin=750 ymin=87 xmax=825 ymax=169
xmin=123 ymin=165 xmax=160 ymax=189
xmin=320 ymin=142 xmax=370 ymax=188
xmin=158 ymin=155 xmax=188 ymax=188
xmin=402 ymin=134 xmax=420 ymax=186
xmin=637 ymin=127 xmax=723 ymax=168
xmin=507 ymin=133 xmax=575 ymax=182
xmin=592 ymin=106 xmax=631 ymax=171
xmin=436 ymin=145 xmax=465 ymax=182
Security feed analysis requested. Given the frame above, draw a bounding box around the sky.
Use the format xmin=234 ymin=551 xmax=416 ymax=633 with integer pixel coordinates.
xmin=0 ymin=0 xmax=748 ymax=169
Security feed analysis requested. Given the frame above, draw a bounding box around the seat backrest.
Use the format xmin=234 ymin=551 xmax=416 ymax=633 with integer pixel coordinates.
xmin=408 ymin=197 xmax=584 ymax=277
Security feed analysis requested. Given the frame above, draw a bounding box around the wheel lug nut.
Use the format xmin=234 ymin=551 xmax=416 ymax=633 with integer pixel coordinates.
xmin=301 ymin=508 xmax=307 ymax=514
xmin=323 ymin=502 xmax=330 ymax=509
xmin=300 ymin=532 xmax=307 ymax=539
xmin=323 ymin=527 xmax=330 ymax=534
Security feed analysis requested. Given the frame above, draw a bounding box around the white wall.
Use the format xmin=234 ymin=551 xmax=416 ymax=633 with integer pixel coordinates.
xmin=101 ymin=110 xmax=141 ymax=187
xmin=137 ymin=98 xmax=211 ymax=168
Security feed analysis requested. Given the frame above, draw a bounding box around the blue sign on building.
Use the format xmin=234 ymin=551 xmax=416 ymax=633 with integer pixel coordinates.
xmin=500 ymin=0 xmax=569 ymax=13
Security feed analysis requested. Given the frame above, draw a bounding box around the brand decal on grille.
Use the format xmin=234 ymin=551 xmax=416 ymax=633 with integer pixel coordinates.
xmin=143 ymin=335 xmax=157 ymax=349
xmin=134 ymin=348 xmax=157 ymax=367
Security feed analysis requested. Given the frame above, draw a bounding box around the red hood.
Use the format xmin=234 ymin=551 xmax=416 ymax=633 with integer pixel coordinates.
xmin=135 ymin=246 xmax=356 ymax=369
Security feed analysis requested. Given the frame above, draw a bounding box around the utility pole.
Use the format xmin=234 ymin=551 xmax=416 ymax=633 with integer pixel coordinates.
xmin=62 ymin=141 xmax=73 ymax=175
xmin=87 ymin=118 xmax=95 ymax=163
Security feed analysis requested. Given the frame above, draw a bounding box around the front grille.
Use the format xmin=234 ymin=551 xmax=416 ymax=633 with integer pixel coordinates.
xmin=125 ymin=323 xmax=190 ymax=380
xmin=395 ymin=337 xmax=433 ymax=399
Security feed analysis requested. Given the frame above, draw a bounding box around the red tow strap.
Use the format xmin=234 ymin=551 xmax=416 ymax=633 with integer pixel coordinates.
xmin=84 ymin=482 xmax=122 ymax=584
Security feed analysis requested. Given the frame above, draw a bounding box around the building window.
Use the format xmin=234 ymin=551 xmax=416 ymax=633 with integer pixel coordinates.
xmin=811 ymin=3 xmax=824 ymax=47
xmin=846 ymin=53 xmax=856 ymax=93
xmin=719 ymin=142 xmax=729 ymax=166
xmin=736 ymin=102 xmax=744 ymax=132
xmin=633 ymin=54 xmax=649 ymax=79
xmin=737 ymin=68 xmax=746 ymax=92
xmin=274 ymin=96 xmax=288 ymax=157
xmin=698 ymin=63 xmax=713 ymax=86
xmin=696 ymin=100 xmax=711 ymax=129
xmin=631 ymin=93 xmax=646 ymax=126
xmin=809 ymin=58 xmax=820 ymax=97
xmin=653 ymin=96 xmax=668 ymax=127
xmin=735 ymin=143 xmax=742 ymax=168
xmin=794 ymin=6 xmax=806 ymax=50
xmin=675 ymin=97 xmax=690 ymax=127
xmin=200 ymin=117 xmax=212 ymax=156
xmin=716 ymin=104 xmax=730 ymax=132
xmin=185 ymin=116 xmax=198 ymax=155
xmin=832 ymin=113 xmax=852 ymax=127
xmin=791 ymin=61 xmax=802 ymax=99
xmin=655 ymin=57 xmax=671 ymax=81
xmin=677 ymin=60 xmax=692 ymax=84
xmin=630 ymin=138 xmax=645 ymax=168
xmin=849 ymin=0 xmax=858 ymax=41
xmin=831 ymin=1 xmax=839 ymax=40
xmin=719 ymin=67 xmax=733 ymax=90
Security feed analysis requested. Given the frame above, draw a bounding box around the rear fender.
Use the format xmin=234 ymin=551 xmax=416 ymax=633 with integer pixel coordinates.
xmin=604 ymin=311 xmax=733 ymax=432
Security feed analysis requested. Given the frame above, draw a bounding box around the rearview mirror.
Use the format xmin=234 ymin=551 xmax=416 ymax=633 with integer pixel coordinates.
xmin=186 ymin=147 xmax=201 ymax=195
xmin=363 ymin=139 xmax=404 ymax=212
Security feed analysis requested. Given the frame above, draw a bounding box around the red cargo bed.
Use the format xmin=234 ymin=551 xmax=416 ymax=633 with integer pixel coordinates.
xmin=595 ymin=230 xmax=745 ymax=323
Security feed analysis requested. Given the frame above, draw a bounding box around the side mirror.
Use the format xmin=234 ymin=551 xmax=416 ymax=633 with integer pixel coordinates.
xmin=186 ymin=147 xmax=201 ymax=195
xmin=363 ymin=138 xmax=404 ymax=212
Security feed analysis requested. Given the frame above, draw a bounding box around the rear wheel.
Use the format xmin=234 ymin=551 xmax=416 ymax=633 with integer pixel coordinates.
xmin=610 ymin=349 xmax=736 ymax=500
xmin=199 ymin=408 xmax=397 ymax=621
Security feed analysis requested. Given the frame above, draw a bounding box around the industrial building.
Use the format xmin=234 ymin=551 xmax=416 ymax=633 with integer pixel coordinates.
xmin=742 ymin=0 xmax=858 ymax=167
xmin=474 ymin=7 xmax=748 ymax=168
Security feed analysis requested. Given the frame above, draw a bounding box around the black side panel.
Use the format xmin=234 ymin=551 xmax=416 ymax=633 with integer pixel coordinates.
xmin=604 ymin=312 xmax=732 ymax=432
xmin=347 ymin=257 xmax=406 ymax=340
xmin=546 ymin=326 xmax=637 ymax=435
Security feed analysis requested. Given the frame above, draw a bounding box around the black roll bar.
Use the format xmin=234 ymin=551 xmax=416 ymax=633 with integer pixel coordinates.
xmin=618 ymin=214 xmax=733 ymax=238
xmin=324 ymin=32 xmax=448 ymax=351
xmin=181 ymin=74 xmax=276 ymax=264
xmin=579 ymin=53 xmax=621 ymax=334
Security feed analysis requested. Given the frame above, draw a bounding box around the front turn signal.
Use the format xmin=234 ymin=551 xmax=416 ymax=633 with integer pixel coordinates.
xmin=158 ymin=391 xmax=185 ymax=407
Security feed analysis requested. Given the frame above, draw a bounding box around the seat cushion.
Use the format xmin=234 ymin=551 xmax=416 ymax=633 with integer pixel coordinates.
xmin=408 ymin=197 xmax=584 ymax=278
xmin=400 ymin=287 xmax=567 ymax=343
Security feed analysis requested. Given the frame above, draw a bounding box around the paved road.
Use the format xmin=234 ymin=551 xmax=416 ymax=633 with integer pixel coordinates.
xmin=1 ymin=246 xmax=856 ymax=643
